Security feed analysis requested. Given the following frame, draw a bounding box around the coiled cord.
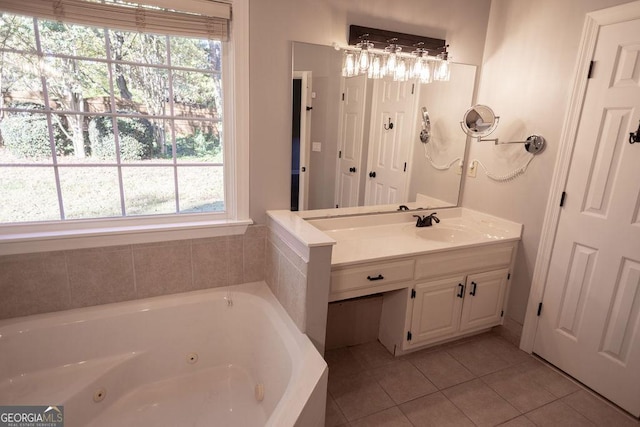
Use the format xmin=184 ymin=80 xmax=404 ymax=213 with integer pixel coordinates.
xmin=423 ymin=143 xmax=460 ymax=171
xmin=470 ymin=153 xmax=535 ymax=182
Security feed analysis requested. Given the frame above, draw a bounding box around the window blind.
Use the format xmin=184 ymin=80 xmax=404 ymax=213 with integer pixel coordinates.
xmin=0 ymin=0 xmax=230 ymax=40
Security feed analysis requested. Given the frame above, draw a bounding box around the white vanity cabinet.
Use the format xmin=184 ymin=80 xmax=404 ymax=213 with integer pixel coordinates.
xmin=331 ymin=240 xmax=518 ymax=355
xmin=404 ymin=242 xmax=516 ymax=349
xmin=312 ymin=207 xmax=522 ymax=355
xmin=408 ymin=268 xmax=509 ymax=347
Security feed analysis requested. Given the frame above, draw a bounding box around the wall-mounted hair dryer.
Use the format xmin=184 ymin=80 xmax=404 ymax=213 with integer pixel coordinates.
xmin=420 ymin=107 xmax=431 ymax=143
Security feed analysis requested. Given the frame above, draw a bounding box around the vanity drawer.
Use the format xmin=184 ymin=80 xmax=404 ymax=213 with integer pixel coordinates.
xmin=331 ymin=259 xmax=415 ymax=295
xmin=415 ymin=242 xmax=516 ymax=281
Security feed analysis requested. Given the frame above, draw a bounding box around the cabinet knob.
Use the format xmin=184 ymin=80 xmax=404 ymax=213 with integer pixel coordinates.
xmin=457 ymin=283 xmax=464 ymax=298
xmin=470 ymin=281 xmax=477 ymax=296
xmin=367 ymin=274 xmax=384 ymax=281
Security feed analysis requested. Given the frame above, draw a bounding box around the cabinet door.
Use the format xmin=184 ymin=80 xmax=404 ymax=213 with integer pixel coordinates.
xmin=410 ymin=276 xmax=465 ymax=345
xmin=459 ymin=269 xmax=508 ymax=332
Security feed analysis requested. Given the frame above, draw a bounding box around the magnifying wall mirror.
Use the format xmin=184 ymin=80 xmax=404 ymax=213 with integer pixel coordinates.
xmin=461 ymin=104 xmax=499 ymax=138
xmin=291 ymin=41 xmax=478 ymax=213
xmin=460 ymin=104 xmax=546 ymax=154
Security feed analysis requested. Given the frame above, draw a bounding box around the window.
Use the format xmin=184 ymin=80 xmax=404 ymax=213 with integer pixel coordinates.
xmin=0 ymin=0 xmax=249 ymax=253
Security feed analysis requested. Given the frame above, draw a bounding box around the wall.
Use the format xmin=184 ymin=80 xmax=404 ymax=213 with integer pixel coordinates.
xmin=249 ymin=0 xmax=493 ymax=223
xmin=0 ymin=226 xmax=266 ymax=320
xmin=465 ymin=0 xmax=632 ymax=327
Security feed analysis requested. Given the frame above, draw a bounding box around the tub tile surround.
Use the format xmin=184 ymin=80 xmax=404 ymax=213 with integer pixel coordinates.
xmin=266 ymin=210 xmax=335 ymax=353
xmin=324 ymin=333 xmax=640 ymax=427
xmin=0 ymin=225 xmax=267 ymax=320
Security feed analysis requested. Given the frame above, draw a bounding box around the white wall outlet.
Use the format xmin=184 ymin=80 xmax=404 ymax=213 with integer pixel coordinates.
xmin=311 ymin=92 xmax=317 ymax=99
xmin=312 ymin=142 xmax=322 ymax=152
xmin=467 ymin=160 xmax=478 ymax=178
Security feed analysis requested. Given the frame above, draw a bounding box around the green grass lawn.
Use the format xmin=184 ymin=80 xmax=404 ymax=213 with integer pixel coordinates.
xmin=0 ymin=148 xmax=224 ymax=223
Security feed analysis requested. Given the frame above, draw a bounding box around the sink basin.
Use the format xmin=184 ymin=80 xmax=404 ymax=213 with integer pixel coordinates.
xmin=414 ymin=226 xmax=481 ymax=243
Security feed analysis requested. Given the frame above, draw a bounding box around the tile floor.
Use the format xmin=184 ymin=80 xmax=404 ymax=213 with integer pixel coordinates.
xmin=324 ymin=332 xmax=639 ymax=427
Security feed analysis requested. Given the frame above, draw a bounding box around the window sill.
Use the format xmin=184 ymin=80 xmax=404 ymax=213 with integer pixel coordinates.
xmin=0 ymin=217 xmax=253 ymax=256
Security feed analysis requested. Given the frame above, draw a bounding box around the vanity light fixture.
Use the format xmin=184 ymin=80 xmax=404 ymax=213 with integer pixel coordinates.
xmin=339 ymin=25 xmax=450 ymax=82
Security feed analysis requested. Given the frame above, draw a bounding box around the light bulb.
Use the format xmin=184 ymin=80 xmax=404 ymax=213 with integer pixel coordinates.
xmin=358 ymin=47 xmax=371 ymax=71
xmin=370 ymin=55 xmax=382 ymax=79
xmin=342 ymin=52 xmax=356 ymax=77
xmin=394 ymin=58 xmax=407 ymax=82
xmin=434 ymin=53 xmax=450 ymax=81
xmin=411 ymin=57 xmax=423 ymax=79
xmin=387 ymin=51 xmax=397 ymax=75
xmin=384 ymin=45 xmax=401 ymax=76
xmin=420 ymin=60 xmax=433 ymax=84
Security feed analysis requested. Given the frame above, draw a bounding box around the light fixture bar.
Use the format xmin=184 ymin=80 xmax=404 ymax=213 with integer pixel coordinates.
xmin=348 ymin=25 xmax=446 ymax=54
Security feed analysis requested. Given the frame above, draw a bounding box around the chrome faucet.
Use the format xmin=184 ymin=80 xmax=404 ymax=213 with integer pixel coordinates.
xmin=413 ymin=213 xmax=440 ymax=227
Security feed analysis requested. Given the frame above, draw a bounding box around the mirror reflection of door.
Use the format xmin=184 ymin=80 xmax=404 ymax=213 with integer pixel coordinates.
xmin=291 ymin=71 xmax=312 ymax=211
xmin=335 ymin=74 xmax=368 ymax=208
xmin=365 ymin=78 xmax=419 ymax=205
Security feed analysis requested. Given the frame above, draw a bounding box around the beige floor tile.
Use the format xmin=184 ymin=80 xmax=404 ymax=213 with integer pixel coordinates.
xmin=447 ymin=337 xmax=513 ymax=376
xmin=529 ymin=358 xmax=581 ymax=398
xmin=561 ymin=390 xmax=639 ymax=427
xmin=349 ymin=340 xmax=396 ymax=369
xmin=372 ymin=360 xmax=437 ymax=404
xmin=483 ymin=336 xmax=532 ymax=365
xmin=409 ymin=350 xmax=476 ymax=389
xmin=442 ymin=378 xmax=520 ymax=427
xmin=525 ymin=400 xmax=596 ymax=426
xmin=482 ymin=360 xmax=557 ymax=413
xmin=329 ymin=371 xmax=395 ymax=421
xmin=498 ymin=416 xmax=537 ymax=426
xmin=325 ymin=347 xmax=368 ymax=377
xmin=325 ymin=393 xmax=348 ymax=427
xmin=399 ymin=392 xmax=474 ymax=427
xmin=349 ymin=407 xmax=413 ymax=427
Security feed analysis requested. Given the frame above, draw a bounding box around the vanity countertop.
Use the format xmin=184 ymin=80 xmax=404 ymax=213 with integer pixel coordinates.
xmin=307 ymin=208 xmax=522 ymax=267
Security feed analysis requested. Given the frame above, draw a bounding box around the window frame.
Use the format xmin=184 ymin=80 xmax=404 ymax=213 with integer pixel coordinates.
xmin=0 ymin=0 xmax=250 ymax=255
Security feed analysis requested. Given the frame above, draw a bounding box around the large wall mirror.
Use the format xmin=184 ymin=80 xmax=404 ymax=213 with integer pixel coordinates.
xmin=291 ymin=41 xmax=476 ymax=213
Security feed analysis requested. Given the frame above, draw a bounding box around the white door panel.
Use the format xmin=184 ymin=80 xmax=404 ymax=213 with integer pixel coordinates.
xmin=533 ymin=18 xmax=640 ymax=417
xmin=365 ymin=78 xmax=418 ymax=205
xmin=336 ymin=74 xmax=367 ymax=208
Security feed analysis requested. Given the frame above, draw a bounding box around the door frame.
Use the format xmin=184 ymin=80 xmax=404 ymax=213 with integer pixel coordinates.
xmin=521 ymin=0 xmax=640 ymax=352
xmin=293 ymin=71 xmax=312 ymax=211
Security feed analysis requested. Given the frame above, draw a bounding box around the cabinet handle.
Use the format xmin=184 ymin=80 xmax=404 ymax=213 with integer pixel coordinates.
xmin=457 ymin=283 xmax=464 ymax=298
xmin=470 ymin=281 xmax=477 ymax=296
xmin=367 ymin=274 xmax=384 ymax=281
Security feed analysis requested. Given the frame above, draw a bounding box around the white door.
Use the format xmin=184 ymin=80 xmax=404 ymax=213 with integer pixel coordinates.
xmin=364 ymin=78 xmax=418 ymax=205
xmin=335 ymin=74 xmax=367 ymax=208
xmin=533 ymin=17 xmax=640 ymax=417
xmin=294 ymin=71 xmax=312 ymax=210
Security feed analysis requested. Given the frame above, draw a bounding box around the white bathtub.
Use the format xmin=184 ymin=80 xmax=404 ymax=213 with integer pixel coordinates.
xmin=0 ymin=281 xmax=328 ymax=427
